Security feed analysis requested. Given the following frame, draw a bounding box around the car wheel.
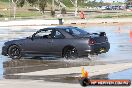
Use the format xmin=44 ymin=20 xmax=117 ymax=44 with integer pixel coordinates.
xmin=63 ymin=47 xmax=78 ymax=59
xmin=8 ymin=45 xmax=21 ymax=59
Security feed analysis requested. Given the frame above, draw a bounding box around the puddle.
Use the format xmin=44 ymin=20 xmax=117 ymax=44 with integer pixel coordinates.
xmin=3 ymin=58 xmax=105 ymax=75
xmin=0 ymin=58 xmax=3 ymax=79
xmin=4 ymin=73 xmax=109 ymax=84
xmin=109 ymin=69 xmax=132 ymax=80
xmin=4 ymin=74 xmax=80 ymax=84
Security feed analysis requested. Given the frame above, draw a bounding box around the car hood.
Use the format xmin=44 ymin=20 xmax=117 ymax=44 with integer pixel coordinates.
xmin=4 ymin=37 xmax=27 ymax=46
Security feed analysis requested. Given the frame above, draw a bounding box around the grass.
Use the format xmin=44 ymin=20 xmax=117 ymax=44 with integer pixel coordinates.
xmin=0 ymin=1 xmax=43 ymax=19
xmin=95 ymin=13 xmax=132 ymax=18
xmin=0 ymin=9 xmax=43 ymax=18
xmin=0 ymin=0 xmax=9 ymax=2
xmin=0 ymin=1 xmax=9 ymax=8
xmin=11 ymin=12 xmax=42 ymax=18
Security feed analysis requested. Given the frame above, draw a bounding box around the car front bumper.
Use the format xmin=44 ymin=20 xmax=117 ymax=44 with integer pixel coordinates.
xmin=1 ymin=45 xmax=8 ymax=56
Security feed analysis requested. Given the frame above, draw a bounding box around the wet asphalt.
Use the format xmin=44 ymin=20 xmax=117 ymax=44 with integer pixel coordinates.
xmin=0 ymin=25 xmax=132 ymax=83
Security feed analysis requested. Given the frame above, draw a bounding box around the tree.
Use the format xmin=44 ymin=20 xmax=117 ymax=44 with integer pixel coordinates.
xmin=125 ymin=0 xmax=132 ymax=9
xmin=11 ymin=0 xmax=20 ymax=19
xmin=86 ymin=0 xmax=97 ymax=7
xmin=126 ymin=0 xmax=132 ymax=5
xmin=25 ymin=0 xmax=47 ymax=14
xmin=38 ymin=0 xmax=47 ymax=14
xmin=16 ymin=0 xmax=25 ymax=7
xmin=12 ymin=0 xmax=48 ymax=19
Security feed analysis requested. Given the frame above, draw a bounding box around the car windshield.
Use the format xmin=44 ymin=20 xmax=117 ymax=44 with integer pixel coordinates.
xmin=64 ymin=27 xmax=89 ymax=37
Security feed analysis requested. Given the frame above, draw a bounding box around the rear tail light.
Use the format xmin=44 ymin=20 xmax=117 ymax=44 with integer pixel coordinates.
xmin=89 ymin=39 xmax=96 ymax=45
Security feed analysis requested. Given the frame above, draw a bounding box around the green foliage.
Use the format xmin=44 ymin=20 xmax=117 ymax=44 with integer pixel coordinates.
xmin=39 ymin=0 xmax=47 ymax=14
xmin=125 ymin=0 xmax=132 ymax=9
xmin=78 ymin=0 xmax=86 ymax=7
xmin=0 ymin=0 xmax=9 ymax=2
xmin=27 ymin=0 xmax=38 ymax=6
xmin=0 ymin=14 xmax=4 ymax=17
xmin=85 ymin=1 xmax=110 ymax=7
xmin=14 ymin=0 xmax=47 ymax=14
xmin=0 ymin=0 xmax=111 ymax=8
xmin=63 ymin=0 xmax=73 ymax=7
xmin=126 ymin=0 xmax=132 ymax=2
xmin=47 ymin=0 xmax=52 ymax=4
xmin=17 ymin=0 xmax=25 ymax=7
xmin=96 ymin=15 xmax=113 ymax=18
xmin=85 ymin=0 xmax=111 ymax=7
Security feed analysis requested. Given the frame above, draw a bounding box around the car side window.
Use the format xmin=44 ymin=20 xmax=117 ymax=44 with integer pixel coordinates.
xmin=53 ymin=30 xmax=65 ymax=39
xmin=65 ymin=28 xmax=73 ymax=35
xmin=34 ymin=29 xmax=52 ymax=39
xmin=71 ymin=28 xmax=80 ymax=35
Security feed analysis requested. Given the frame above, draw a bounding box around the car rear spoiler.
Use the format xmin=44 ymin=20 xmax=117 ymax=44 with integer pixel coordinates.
xmin=99 ymin=32 xmax=106 ymax=36
xmin=92 ymin=32 xmax=106 ymax=36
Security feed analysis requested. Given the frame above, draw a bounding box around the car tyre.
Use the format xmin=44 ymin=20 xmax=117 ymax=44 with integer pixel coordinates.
xmin=8 ymin=45 xmax=21 ymax=59
xmin=63 ymin=47 xmax=78 ymax=59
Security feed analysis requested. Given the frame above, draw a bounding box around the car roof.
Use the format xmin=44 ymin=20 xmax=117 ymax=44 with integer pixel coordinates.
xmin=47 ymin=26 xmax=77 ymax=29
xmin=39 ymin=26 xmax=76 ymax=38
xmin=39 ymin=26 xmax=78 ymax=31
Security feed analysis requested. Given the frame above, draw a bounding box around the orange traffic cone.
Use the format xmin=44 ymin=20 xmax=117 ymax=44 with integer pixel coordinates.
xmin=130 ymin=31 xmax=132 ymax=42
xmin=84 ymin=71 xmax=88 ymax=78
xmin=81 ymin=67 xmax=89 ymax=78
xmin=81 ymin=67 xmax=85 ymax=77
xmin=130 ymin=31 xmax=132 ymax=38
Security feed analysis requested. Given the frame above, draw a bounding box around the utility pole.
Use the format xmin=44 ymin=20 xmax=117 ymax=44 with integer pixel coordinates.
xmin=75 ymin=0 xmax=78 ymax=17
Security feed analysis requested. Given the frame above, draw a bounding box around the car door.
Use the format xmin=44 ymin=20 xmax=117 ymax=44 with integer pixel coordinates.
xmin=50 ymin=29 xmax=66 ymax=56
xmin=24 ymin=29 xmax=53 ymax=55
